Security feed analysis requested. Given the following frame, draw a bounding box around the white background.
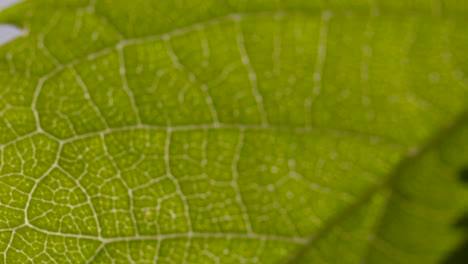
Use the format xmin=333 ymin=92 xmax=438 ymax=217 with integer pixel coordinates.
xmin=0 ymin=0 xmax=23 ymax=45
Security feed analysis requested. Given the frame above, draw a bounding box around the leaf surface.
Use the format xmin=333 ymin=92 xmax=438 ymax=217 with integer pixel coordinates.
xmin=0 ymin=1 xmax=467 ymax=263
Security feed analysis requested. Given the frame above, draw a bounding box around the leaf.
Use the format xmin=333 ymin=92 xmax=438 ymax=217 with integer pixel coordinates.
xmin=0 ymin=1 xmax=467 ymax=263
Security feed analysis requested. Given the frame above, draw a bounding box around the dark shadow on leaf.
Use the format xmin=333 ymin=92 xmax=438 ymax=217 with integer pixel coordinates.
xmin=442 ymin=167 xmax=468 ymax=264
xmin=459 ymin=168 xmax=468 ymax=184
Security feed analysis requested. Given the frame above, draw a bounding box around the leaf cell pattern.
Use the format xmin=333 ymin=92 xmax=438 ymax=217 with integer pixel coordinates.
xmin=0 ymin=0 xmax=468 ymax=263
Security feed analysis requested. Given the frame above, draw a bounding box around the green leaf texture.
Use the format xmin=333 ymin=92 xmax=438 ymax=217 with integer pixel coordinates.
xmin=0 ymin=0 xmax=467 ymax=263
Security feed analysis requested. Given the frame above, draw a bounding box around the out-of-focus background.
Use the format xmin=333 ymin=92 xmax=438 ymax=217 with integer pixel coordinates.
xmin=0 ymin=0 xmax=20 ymax=9
xmin=0 ymin=0 xmax=23 ymax=45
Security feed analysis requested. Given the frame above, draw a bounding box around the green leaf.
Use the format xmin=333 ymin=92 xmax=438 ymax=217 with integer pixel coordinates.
xmin=0 ymin=1 xmax=467 ymax=263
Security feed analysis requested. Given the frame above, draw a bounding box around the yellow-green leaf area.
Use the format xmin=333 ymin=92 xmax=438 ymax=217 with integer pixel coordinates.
xmin=0 ymin=0 xmax=467 ymax=263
